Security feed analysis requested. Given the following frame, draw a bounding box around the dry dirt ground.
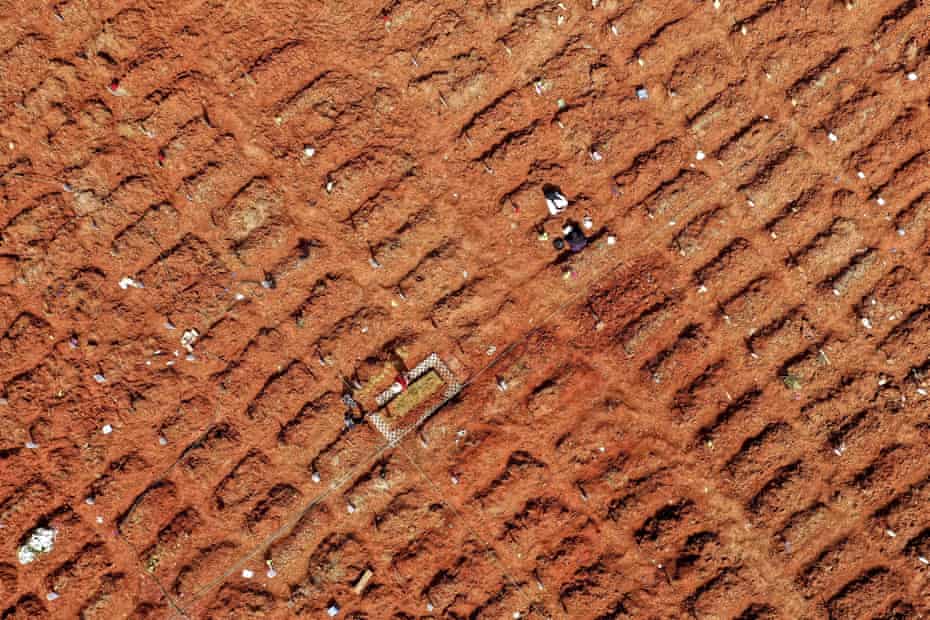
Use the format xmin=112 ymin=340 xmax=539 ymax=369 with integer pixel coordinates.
xmin=2 ymin=0 xmax=930 ymax=618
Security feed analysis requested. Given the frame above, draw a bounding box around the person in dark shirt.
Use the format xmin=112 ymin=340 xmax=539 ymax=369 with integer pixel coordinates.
xmin=552 ymin=221 xmax=588 ymax=252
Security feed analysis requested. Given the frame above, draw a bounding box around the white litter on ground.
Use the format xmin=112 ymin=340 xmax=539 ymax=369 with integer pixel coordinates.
xmin=18 ymin=527 xmax=57 ymax=564
xmin=46 ymin=592 xmax=59 ymax=601
xmin=101 ymin=424 xmax=113 ymax=435
xmin=303 ymin=146 xmax=316 ymax=158
xmin=25 ymin=441 xmax=38 ymax=449
xmin=907 ymin=72 xmax=918 ymax=81
xmin=327 ymin=604 xmax=340 ymax=617
xmin=93 ymin=373 xmax=106 ymax=384
xmin=180 ymin=328 xmax=200 ymax=353
xmin=828 ymin=132 xmax=838 ymax=143
xmin=241 ymin=569 xmax=254 ymax=579
xmin=636 ymin=87 xmax=649 ymax=100
xmin=695 ymin=150 xmax=705 ymax=161
xmin=118 ymin=276 xmax=143 ymax=290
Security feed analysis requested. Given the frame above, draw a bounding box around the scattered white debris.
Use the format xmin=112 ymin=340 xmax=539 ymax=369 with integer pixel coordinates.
xmin=302 ymin=146 xmax=316 ymax=158
xmin=450 ymin=475 xmax=459 ymax=485
xmin=607 ymin=235 xmax=616 ymax=245
xmin=876 ymin=197 xmax=886 ymax=206
xmin=261 ymin=277 xmax=274 ymax=289
xmin=897 ymin=228 xmax=906 ymax=236
xmin=917 ymin=388 xmax=928 ymax=396
xmin=118 ymin=276 xmax=143 ymax=290
xmin=311 ymin=471 xmax=321 ymax=484
xmin=857 ymin=171 xmax=865 ymax=179
xmin=861 ymin=317 xmax=873 ymax=329
xmin=697 ymin=284 xmax=708 ymax=293
xmin=832 ymin=443 xmax=846 ymax=456
xmin=740 ymin=24 xmax=747 ymax=35
xmin=325 ymin=180 xmax=335 ymax=193
xmin=25 ymin=441 xmax=38 ymax=449
xmin=695 ymin=150 xmax=706 ymax=161
xmin=158 ymin=436 xmax=168 ymax=446
xmin=93 ymin=373 xmax=106 ymax=384
xmin=583 ymin=215 xmax=593 ymax=229
xmin=636 ymin=87 xmax=649 ymax=100
xmin=907 ymin=71 xmax=918 ymax=81
xmin=919 ymin=556 xmax=929 ymax=565
xmin=346 ymin=502 xmax=356 ymax=514
xmin=234 ymin=292 xmax=246 ymax=301
xmin=610 ymin=23 xmax=619 ymax=36
xmin=101 ymin=424 xmax=113 ymax=435
xmin=266 ymin=564 xmax=277 ymax=578
xmin=95 ymin=516 xmax=103 ymax=524
xmin=426 ymin=603 xmax=434 ymax=612
xmin=46 ymin=592 xmax=59 ymax=601
xmin=828 ymin=132 xmax=838 ymax=143
xmin=513 ymin=612 xmax=522 ymax=619
xmin=496 ymin=377 xmax=508 ymax=392
xmin=486 ymin=345 xmax=496 ymax=356
xmin=590 ymin=149 xmax=603 ymax=162
xmin=369 ymin=257 xmax=382 ymax=269
xmin=164 ymin=320 xmax=176 ymax=330
xmin=241 ymin=568 xmax=254 ymax=579
xmin=18 ymin=527 xmax=57 ymax=564
xmin=85 ymin=496 xmax=95 ymax=505
xmin=886 ymin=529 xmax=897 ymax=538
xmin=713 ymin=0 xmax=720 ymax=9
xmin=180 ymin=328 xmax=199 ymax=353
xmin=327 ymin=604 xmax=340 ymax=617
